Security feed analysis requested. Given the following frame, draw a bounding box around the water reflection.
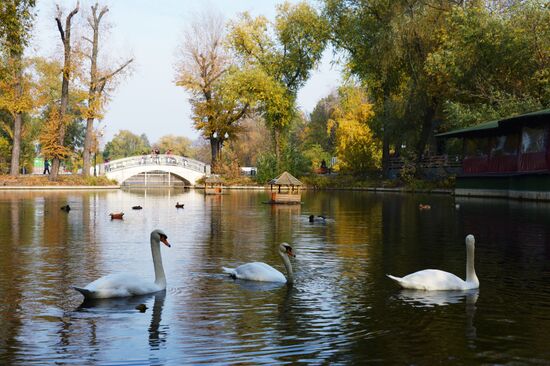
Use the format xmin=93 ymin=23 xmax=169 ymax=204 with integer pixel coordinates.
xmin=75 ymin=291 xmax=168 ymax=357
xmin=228 ymin=278 xmax=289 ymax=292
xmin=393 ymin=289 xmax=478 ymax=340
xmin=148 ymin=291 xmax=167 ymax=350
xmin=395 ymin=289 xmax=479 ymax=307
xmin=78 ymin=292 xmax=158 ymax=312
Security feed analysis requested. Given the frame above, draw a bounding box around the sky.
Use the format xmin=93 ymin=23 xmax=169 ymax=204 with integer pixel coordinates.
xmin=31 ymin=0 xmax=342 ymax=145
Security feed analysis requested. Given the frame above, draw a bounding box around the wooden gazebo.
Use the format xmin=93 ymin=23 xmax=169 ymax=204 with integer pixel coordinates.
xmin=204 ymin=175 xmax=224 ymax=195
xmin=267 ymin=171 xmax=303 ymax=204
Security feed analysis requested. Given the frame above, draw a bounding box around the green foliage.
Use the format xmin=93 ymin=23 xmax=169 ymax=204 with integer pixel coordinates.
xmin=305 ymin=92 xmax=337 ymax=154
xmin=425 ymin=1 xmax=549 ymax=132
xmin=302 ymin=143 xmax=331 ymax=172
xmin=256 ymin=138 xmax=311 ymax=183
xmin=256 ymin=151 xmax=278 ymax=183
xmin=280 ymin=137 xmax=311 ymax=176
xmin=300 ymin=173 xmax=380 ymax=189
xmin=0 ymin=134 xmax=10 ymax=173
xmin=442 ymin=94 xmax=544 ymax=133
xmin=228 ymin=1 xmax=329 ymax=162
xmin=324 ymin=0 xmax=549 ymax=167
xmin=103 ymin=130 xmax=151 ymax=159
xmin=0 ymin=0 xmax=36 ymax=56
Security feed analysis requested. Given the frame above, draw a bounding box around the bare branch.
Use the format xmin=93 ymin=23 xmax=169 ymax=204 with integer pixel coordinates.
xmin=68 ymin=2 xmax=80 ymax=20
xmin=97 ymin=58 xmax=134 ymax=89
xmin=98 ymin=6 xmax=109 ymax=22
xmin=55 ymin=17 xmax=65 ymax=43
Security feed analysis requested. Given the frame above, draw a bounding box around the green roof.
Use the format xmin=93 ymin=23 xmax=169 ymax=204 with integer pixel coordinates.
xmin=499 ymin=108 xmax=550 ymax=126
xmin=436 ymin=119 xmax=499 ymax=138
xmin=436 ymin=109 xmax=550 ymax=139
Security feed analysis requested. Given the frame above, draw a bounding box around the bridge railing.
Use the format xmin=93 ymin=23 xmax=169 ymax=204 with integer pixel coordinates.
xmin=104 ymin=154 xmax=211 ymax=175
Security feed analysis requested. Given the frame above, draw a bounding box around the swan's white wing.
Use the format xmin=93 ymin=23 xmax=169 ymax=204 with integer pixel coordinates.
xmin=226 ymin=262 xmax=286 ymax=283
xmin=387 ymin=269 xmax=468 ymax=290
xmin=78 ymin=273 xmax=162 ymax=299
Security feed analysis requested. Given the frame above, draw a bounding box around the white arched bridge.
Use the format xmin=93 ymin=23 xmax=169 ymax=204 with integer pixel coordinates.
xmin=102 ymin=154 xmax=211 ymax=186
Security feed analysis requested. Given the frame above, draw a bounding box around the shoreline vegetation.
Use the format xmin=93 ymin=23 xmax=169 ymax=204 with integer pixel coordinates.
xmin=0 ymin=175 xmax=117 ymax=187
xmin=0 ymin=174 xmax=454 ymax=193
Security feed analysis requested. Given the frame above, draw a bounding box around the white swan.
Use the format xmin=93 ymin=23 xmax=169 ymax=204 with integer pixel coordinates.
xmin=73 ymin=229 xmax=171 ymax=299
xmin=387 ymin=234 xmax=479 ymax=291
xmin=223 ymin=243 xmax=296 ymax=283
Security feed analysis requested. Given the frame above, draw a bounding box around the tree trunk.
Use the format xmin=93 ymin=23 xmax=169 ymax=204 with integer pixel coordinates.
xmin=82 ymin=3 xmax=108 ymax=177
xmin=10 ymin=113 xmax=22 ymax=176
xmin=50 ymin=4 xmax=79 ymax=181
xmin=415 ymin=105 xmax=436 ymax=164
xmin=9 ymin=54 xmax=23 ymax=176
xmin=380 ymin=90 xmax=392 ymax=179
xmin=382 ymin=128 xmax=390 ymax=179
xmin=210 ymin=138 xmax=220 ymax=171
xmin=82 ymin=117 xmax=94 ymax=176
xmin=273 ymin=129 xmax=281 ymax=172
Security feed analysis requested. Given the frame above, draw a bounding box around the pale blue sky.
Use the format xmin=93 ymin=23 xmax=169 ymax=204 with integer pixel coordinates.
xmin=32 ymin=0 xmax=342 ymax=144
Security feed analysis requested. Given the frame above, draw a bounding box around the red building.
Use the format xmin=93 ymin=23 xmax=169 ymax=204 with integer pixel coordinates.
xmin=437 ymin=109 xmax=550 ymax=200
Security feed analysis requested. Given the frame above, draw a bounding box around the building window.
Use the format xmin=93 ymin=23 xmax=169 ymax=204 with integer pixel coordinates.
xmin=521 ymin=126 xmax=547 ymax=153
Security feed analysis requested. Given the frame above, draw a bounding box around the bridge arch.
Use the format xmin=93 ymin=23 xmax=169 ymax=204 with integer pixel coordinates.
xmin=103 ymin=154 xmax=210 ymax=186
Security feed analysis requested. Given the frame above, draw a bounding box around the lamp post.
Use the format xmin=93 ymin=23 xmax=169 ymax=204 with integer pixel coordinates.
xmin=211 ymin=131 xmax=230 ymax=171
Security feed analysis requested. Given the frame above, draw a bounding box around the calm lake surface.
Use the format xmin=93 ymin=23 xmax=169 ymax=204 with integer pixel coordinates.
xmin=1 ymin=189 xmax=550 ymax=365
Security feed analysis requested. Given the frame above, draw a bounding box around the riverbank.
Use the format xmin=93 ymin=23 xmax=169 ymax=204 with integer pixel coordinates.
xmin=0 ymin=173 xmax=454 ymax=194
xmin=0 ymin=174 xmax=118 ymax=188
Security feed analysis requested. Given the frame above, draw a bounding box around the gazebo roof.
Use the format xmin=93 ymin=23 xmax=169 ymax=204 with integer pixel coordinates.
xmin=270 ymin=171 xmax=302 ymax=186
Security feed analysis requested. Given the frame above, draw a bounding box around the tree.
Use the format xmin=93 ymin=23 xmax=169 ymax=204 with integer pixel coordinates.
xmin=425 ymin=1 xmax=550 ymax=129
xmin=156 ymin=134 xmax=192 ymax=156
xmin=103 ymin=130 xmax=150 ymax=160
xmin=0 ymin=0 xmax=36 ymax=176
xmin=324 ymin=0 xmax=447 ymax=174
xmin=327 ymin=86 xmax=381 ymax=173
xmin=81 ymin=2 xmax=133 ymax=177
xmin=301 ymin=91 xmax=338 ymax=168
xmin=174 ymin=10 xmax=249 ymax=170
xmin=224 ymin=116 xmax=270 ymax=167
xmin=324 ymin=0 xmax=550 ymax=177
xmin=33 ymin=56 xmax=87 ymax=173
xmin=228 ymin=2 xmax=329 ymax=169
xmin=49 ymin=2 xmax=79 ymax=181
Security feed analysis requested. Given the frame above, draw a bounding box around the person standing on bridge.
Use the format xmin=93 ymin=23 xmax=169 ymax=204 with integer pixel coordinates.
xmin=166 ymin=149 xmax=176 ymax=164
xmin=153 ymin=147 xmax=160 ymax=164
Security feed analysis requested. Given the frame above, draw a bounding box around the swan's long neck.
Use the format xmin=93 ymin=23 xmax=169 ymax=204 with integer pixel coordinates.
xmin=466 ymin=242 xmax=478 ymax=285
xmin=151 ymin=237 xmax=166 ymax=288
xmin=280 ymin=251 xmax=294 ymax=284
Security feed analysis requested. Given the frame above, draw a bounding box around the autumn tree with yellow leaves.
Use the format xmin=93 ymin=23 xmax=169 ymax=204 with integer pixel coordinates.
xmin=0 ymin=0 xmax=36 ymax=176
xmin=45 ymin=2 xmax=80 ymax=180
xmin=328 ymin=86 xmax=381 ymax=174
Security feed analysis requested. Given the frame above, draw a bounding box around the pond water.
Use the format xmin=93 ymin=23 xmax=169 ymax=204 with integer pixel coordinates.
xmin=1 ymin=189 xmax=550 ymax=365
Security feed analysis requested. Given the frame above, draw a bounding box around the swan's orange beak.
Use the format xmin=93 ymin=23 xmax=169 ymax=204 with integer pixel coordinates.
xmin=160 ymin=236 xmax=171 ymax=248
xmin=286 ymin=248 xmax=296 ymax=258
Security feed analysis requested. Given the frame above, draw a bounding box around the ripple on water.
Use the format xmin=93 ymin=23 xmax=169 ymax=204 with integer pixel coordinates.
xmin=3 ymin=191 xmax=550 ymax=364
